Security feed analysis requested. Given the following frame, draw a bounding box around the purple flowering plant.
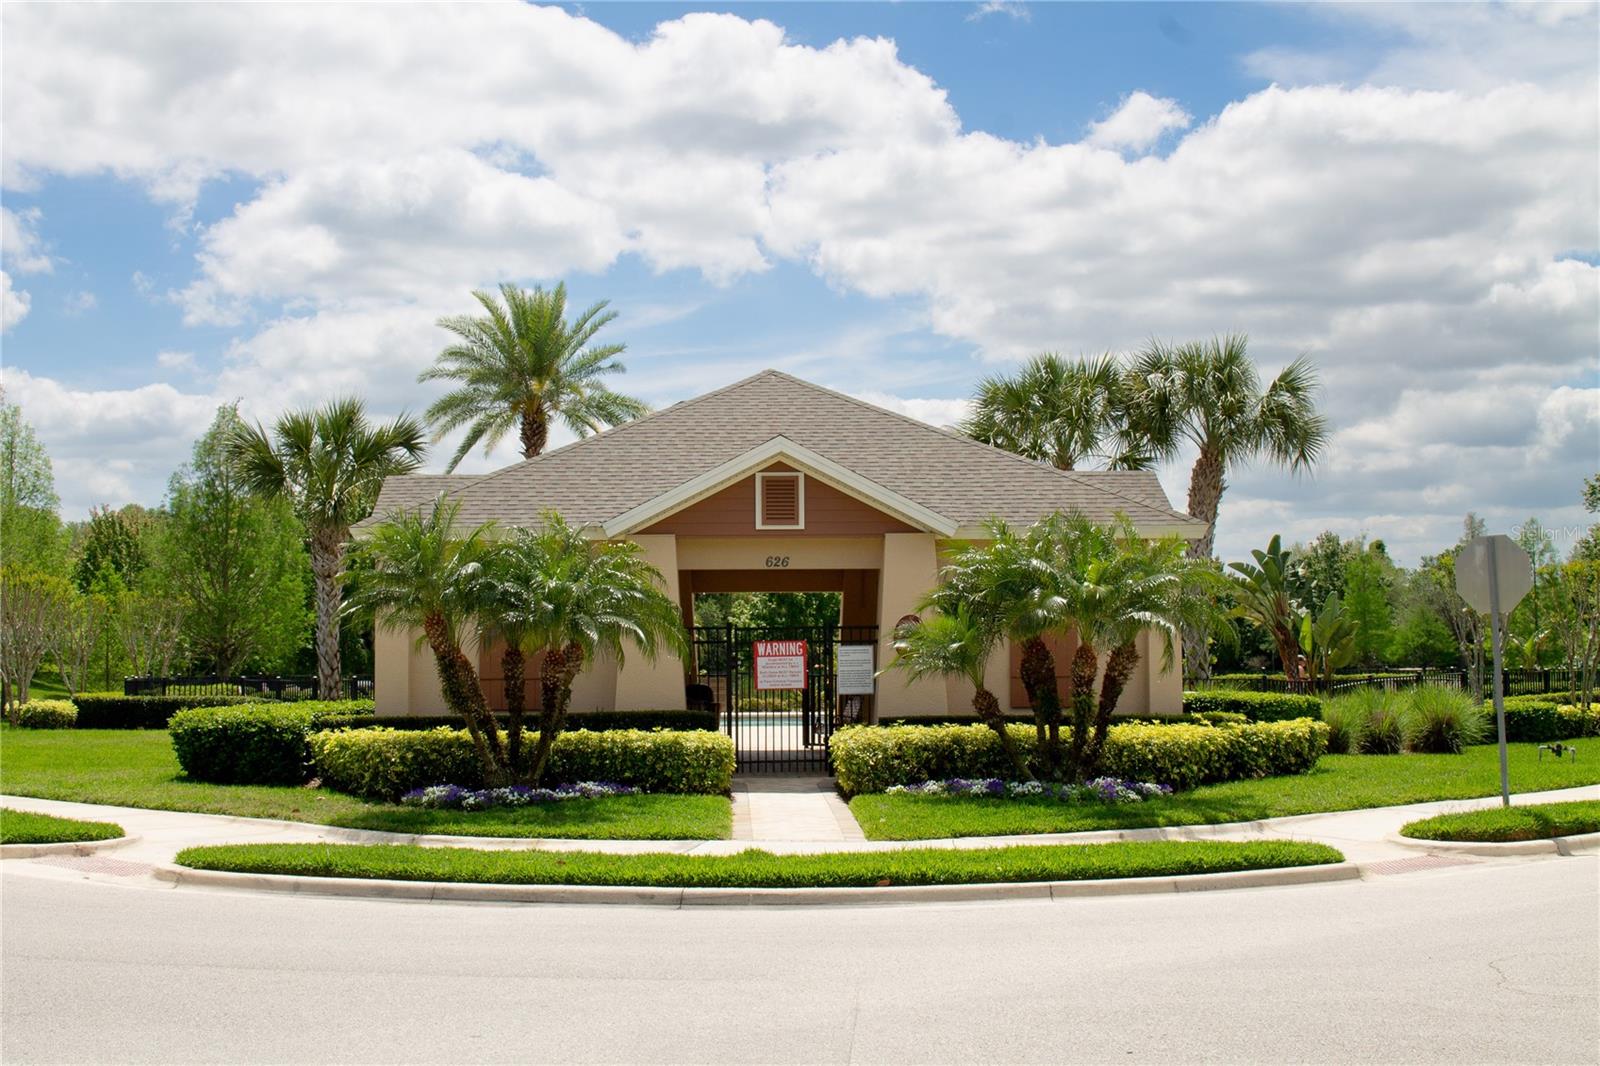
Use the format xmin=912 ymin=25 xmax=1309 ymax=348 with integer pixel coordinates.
xmin=400 ymin=782 xmax=638 ymax=810
xmin=884 ymin=777 xmax=1172 ymax=804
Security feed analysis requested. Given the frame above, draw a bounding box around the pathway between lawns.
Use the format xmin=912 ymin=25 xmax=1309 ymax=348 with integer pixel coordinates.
xmin=731 ymin=775 xmax=865 ymax=843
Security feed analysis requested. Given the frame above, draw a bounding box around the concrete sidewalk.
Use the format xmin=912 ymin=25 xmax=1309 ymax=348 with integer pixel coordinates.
xmin=3 ymin=784 xmax=1596 ymax=866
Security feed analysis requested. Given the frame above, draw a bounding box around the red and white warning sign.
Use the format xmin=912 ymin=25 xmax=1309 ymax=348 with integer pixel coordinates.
xmin=753 ymin=639 xmax=808 ymax=690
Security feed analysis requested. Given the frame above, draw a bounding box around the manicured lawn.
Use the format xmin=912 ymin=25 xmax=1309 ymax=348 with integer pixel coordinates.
xmin=175 ymin=839 xmax=1343 ymax=888
xmin=850 ymin=744 xmax=1600 ymax=840
xmin=1 ymin=807 xmax=124 ymax=845
xmin=0 ymin=727 xmax=730 ymax=840
xmin=1401 ymin=800 xmax=1600 ymax=843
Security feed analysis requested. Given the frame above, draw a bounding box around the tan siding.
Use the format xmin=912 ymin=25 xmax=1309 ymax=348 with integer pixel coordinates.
xmin=641 ymin=463 xmax=917 ymax=536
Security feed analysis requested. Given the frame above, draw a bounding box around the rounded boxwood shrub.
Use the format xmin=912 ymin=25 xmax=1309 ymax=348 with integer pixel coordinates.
xmin=829 ymin=718 xmax=1328 ymax=796
xmin=4 ymin=699 xmax=77 ymax=729
xmin=169 ymin=700 xmax=377 ymax=785
xmin=1181 ymin=690 xmax=1323 ymax=722
xmin=309 ymin=727 xmax=736 ymax=801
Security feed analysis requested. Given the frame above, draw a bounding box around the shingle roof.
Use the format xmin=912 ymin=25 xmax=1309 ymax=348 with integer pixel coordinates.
xmin=360 ymin=370 xmax=1201 ymax=535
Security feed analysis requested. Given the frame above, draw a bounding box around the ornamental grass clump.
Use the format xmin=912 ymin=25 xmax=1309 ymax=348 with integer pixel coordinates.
xmin=1321 ymin=690 xmax=1379 ymax=755
xmin=886 ymin=777 xmax=1172 ymax=804
xmin=1402 ymin=685 xmax=1487 ymax=755
xmin=401 ymin=782 xmax=638 ymax=810
xmin=1357 ymin=699 xmax=1405 ymax=755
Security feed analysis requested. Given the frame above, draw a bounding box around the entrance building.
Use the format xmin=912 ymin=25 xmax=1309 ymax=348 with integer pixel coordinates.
xmin=363 ymin=370 xmax=1205 ymax=769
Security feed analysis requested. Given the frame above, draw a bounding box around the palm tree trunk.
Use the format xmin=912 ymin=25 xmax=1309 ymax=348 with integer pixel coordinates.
xmin=1019 ymin=635 xmax=1061 ymax=777
xmin=502 ymin=643 xmax=526 ymax=768
xmin=972 ymin=685 xmax=1033 ymax=781
xmin=520 ymin=408 xmax=549 ymax=459
xmin=1084 ymin=640 xmax=1140 ymax=775
xmin=420 ymin=613 xmax=507 ymax=784
xmin=1064 ymin=642 xmax=1099 ymax=781
xmin=1182 ymin=443 xmax=1226 ymax=682
xmin=526 ymin=641 xmax=582 ymax=785
xmin=309 ymin=528 xmax=346 ymax=699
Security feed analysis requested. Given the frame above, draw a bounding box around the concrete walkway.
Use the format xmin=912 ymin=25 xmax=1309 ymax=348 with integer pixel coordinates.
xmin=3 ymin=785 xmax=1595 ymax=867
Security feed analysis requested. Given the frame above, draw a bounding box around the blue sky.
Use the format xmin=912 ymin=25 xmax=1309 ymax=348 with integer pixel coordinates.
xmin=2 ymin=2 xmax=1596 ymax=564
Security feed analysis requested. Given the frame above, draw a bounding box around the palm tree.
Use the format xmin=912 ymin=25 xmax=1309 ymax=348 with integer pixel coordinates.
xmin=342 ymin=496 xmax=507 ymax=779
xmin=225 ymin=398 xmax=427 ymax=699
xmin=1125 ymin=334 xmax=1329 ymax=562
xmin=492 ymin=513 xmax=686 ymax=785
xmin=886 ymin=605 xmax=1033 ymax=780
xmin=1229 ymin=534 xmax=1307 ymax=684
xmin=961 ymin=353 xmax=1152 ymax=471
xmin=420 ymin=282 xmax=649 ymax=472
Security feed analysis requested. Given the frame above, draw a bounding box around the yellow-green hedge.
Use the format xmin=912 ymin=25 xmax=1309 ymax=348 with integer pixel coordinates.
xmin=3 ymin=699 xmax=77 ymax=729
xmin=308 ymin=727 xmax=736 ymax=800
xmin=831 ymin=719 xmax=1329 ymax=795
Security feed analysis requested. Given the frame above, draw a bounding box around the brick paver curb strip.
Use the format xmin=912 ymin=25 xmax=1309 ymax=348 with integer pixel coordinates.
xmin=150 ymin=858 xmax=1361 ymax=906
xmin=1384 ymin=830 xmax=1600 ymax=858
xmin=0 ymin=835 xmax=140 ymax=860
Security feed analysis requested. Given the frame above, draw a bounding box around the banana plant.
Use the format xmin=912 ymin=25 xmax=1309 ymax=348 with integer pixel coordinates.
xmin=1299 ymin=593 xmax=1359 ymax=691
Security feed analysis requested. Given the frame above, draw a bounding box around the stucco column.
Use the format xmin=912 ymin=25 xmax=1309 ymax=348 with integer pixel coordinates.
xmin=373 ymin=624 xmax=411 ymax=717
xmin=876 ymin=532 xmax=951 ymax=717
xmin=1148 ymin=628 xmax=1184 ymax=716
xmin=612 ymin=534 xmax=689 ymax=711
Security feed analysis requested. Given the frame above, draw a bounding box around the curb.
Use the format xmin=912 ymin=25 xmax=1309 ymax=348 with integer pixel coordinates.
xmin=1385 ymin=831 xmax=1600 ymax=858
xmin=0 ymin=834 xmax=140 ymax=860
xmin=150 ymin=859 xmax=1360 ymax=906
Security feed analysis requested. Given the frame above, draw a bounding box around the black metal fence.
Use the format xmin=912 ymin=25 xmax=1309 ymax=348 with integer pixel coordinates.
xmin=690 ymin=623 xmax=878 ymax=773
xmin=123 ymin=675 xmax=374 ymax=701
xmin=1190 ymin=667 xmax=1588 ymax=699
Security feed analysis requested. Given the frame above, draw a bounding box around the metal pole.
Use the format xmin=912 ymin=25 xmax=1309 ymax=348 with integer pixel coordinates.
xmin=1487 ymin=538 xmax=1510 ymax=807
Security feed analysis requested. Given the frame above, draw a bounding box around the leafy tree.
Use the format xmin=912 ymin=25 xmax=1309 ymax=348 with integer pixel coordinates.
xmin=70 ymin=505 xmax=149 ymax=592
xmin=0 ymin=389 xmax=66 ymax=576
xmin=226 ymin=398 xmax=427 ymax=698
xmin=167 ymin=405 xmax=312 ymax=676
xmin=887 ymin=605 xmax=1033 ymax=779
xmin=961 ymin=353 xmax=1151 ymax=470
xmin=1546 ymin=560 xmax=1600 ymax=708
xmin=1341 ymin=545 xmax=1393 ymax=668
xmin=1572 ymin=474 xmax=1600 ymax=562
xmin=419 ymin=283 xmax=648 ymax=472
xmin=0 ymin=567 xmax=68 ymax=704
xmin=1287 ymin=531 xmax=1354 ymax=615
xmin=694 ymin=592 xmax=841 ymax=630
xmin=52 ymin=588 xmax=106 ymax=696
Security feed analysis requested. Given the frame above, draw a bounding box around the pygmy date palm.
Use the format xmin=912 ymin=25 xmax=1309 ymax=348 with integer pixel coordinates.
xmin=420 ymin=282 xmax=649 ymax=472
xmin=226 ymin=398 xmax=426 ymax=699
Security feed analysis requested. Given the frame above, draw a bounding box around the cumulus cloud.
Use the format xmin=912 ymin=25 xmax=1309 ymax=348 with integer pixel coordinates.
xmin=155 ymin=350 xmax=197 ymax=372
xmin=1 ymin=207 xmax=52 ymax=274
xmin=0 ymin=2 xmax=1594 ymax=562
xmin=1084 ymin=92 xmax=1191 ymax=151
xmin=0 ymin=271 xmax=29 ymax=332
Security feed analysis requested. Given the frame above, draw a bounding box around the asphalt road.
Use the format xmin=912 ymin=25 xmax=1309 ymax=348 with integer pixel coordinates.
xmin=2 ymin=856 xmax=1597 ymax=1065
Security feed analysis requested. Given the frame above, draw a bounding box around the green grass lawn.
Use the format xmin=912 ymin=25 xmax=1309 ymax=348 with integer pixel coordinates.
xmin=1400 ymin=800 xmax=1600 ymax=843
xmin=176 ymin=838 xmax=1343 ymax=888
xmin=850 ymin=744 xmax=1600 ymax=841
xmin=1 ymin=807 xmax=124 ymax=845
xmin=0 ymin=727 xmax=730 ymax=840
xmin=11 ymin=666 xmax=70 ymax=702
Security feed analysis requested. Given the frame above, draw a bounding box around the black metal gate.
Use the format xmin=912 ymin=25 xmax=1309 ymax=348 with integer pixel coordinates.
xmin=689 ymin=624 xmax=877 ymax=772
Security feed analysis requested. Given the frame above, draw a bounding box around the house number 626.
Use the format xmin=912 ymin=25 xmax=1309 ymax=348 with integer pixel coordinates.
xmin=764 ymin=556 xmax=791 ymax=568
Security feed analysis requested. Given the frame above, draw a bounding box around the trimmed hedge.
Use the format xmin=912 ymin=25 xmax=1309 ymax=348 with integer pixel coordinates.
xmin=1485 ymin=695 xmax=1600 ymax=743
xmin=830 ymin=719 xmax=1329 ymax=796
xmin=309 ymin=727 xmax=737 ymax=801
xmin=323 ymin=709 xmax=718 ymax=733
xmin=1182 ymin=689 xmax=1323 ymax=722
xmin=4 ymin=699 xmax=77 ymax=729
xmin=1188 ymin=710 xmax=1249 ymax=727
xmin=169 ymin=701 xmax=377 ymax=785
xmin=72 ymin=692 xmax=264 ymax=729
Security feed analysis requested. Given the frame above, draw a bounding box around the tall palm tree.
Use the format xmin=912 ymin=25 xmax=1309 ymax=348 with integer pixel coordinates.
xmin=961 ymin=353 xmax=1152 ymax=471
xmin=420 ymin=282 xmax=649 ymax=472
xmin=343 ymin=496 xmax=507 ymax=779
xmin=225 ymin=398 xmax=426 ymax=699
xmin=492 ymin=513 xmax=686 ymax=785
xmin=1126 ymin=334 xmax=1329 ymax=562
xmin=886 ymin=604 xmax=1034 ymax=780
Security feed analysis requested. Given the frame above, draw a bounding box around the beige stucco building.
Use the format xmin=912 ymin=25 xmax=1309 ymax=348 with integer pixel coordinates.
xmin=364 ymin=370 xmax=1205 ymax=741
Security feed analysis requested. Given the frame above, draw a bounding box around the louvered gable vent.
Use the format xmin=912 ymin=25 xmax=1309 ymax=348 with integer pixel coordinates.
xmin=756 ymin=472 xmax=803 ymax=528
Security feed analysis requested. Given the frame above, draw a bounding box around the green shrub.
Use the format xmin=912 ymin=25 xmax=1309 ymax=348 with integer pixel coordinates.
xmin=309 ymin=727 xmax=736 ymax=801
xmin=168 ymin=701 xmax=375 ymax=785
xmin=1187 ymin=711 xmax=1249 ymax=727
xmin=72 ymin=692 xmax=263 ymax=729
xmin=1477 ymin=696 xmax=1599 ymax=743
xmin=1403 ymin=686 xmax=1487 ymax=754
xmin=1182 ymin=690 xmax=1323 ymax=722
xmin=1555 ymin=704 xmax=1600 ymax=738
xmin=1321 ymin=690 xmax=1378 ymax=755
xmin=1357 ymin=699 xmax=1405 ymax=755
xmin=829 ymin=719 xmax=1328 ymax=795
xmin=321 ymin=709 xmax=716 ymax=733
xmin=4 ymin=699 xmax=77 ymax=729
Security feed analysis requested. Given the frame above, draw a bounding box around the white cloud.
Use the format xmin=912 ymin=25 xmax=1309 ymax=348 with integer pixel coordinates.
xmin=62 ymin=290 xmax=97 ymax=315
xmin=0 ymin=271 xmax=29 ymax=332
xmin=1084 ymin=92 xmax=1191 ymax=151
xmin=155 ymin=350 xmax=197 ymax=372
xmin=1 ymin=207 xmax=52 ymax=274
xmin=968 ymin=2 xmax=1030 ymax=23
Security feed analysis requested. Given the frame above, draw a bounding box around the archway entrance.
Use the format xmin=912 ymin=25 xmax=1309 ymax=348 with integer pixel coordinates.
xmin=681 ymin=569 xmax=879 ymax=772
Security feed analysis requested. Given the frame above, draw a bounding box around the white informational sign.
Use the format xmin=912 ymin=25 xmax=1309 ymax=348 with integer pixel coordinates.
xmin=753 ymin=640 xmax=807 ymax=691
xmin=1455 ymin=535 xmax=1534 ymax=615
xmin=835 ymin=644 xmax=876 ymax=696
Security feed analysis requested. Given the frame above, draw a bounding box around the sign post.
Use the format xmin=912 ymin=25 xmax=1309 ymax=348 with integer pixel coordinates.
xmin=1455 ymin=535 xmax=1534 ymax=807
